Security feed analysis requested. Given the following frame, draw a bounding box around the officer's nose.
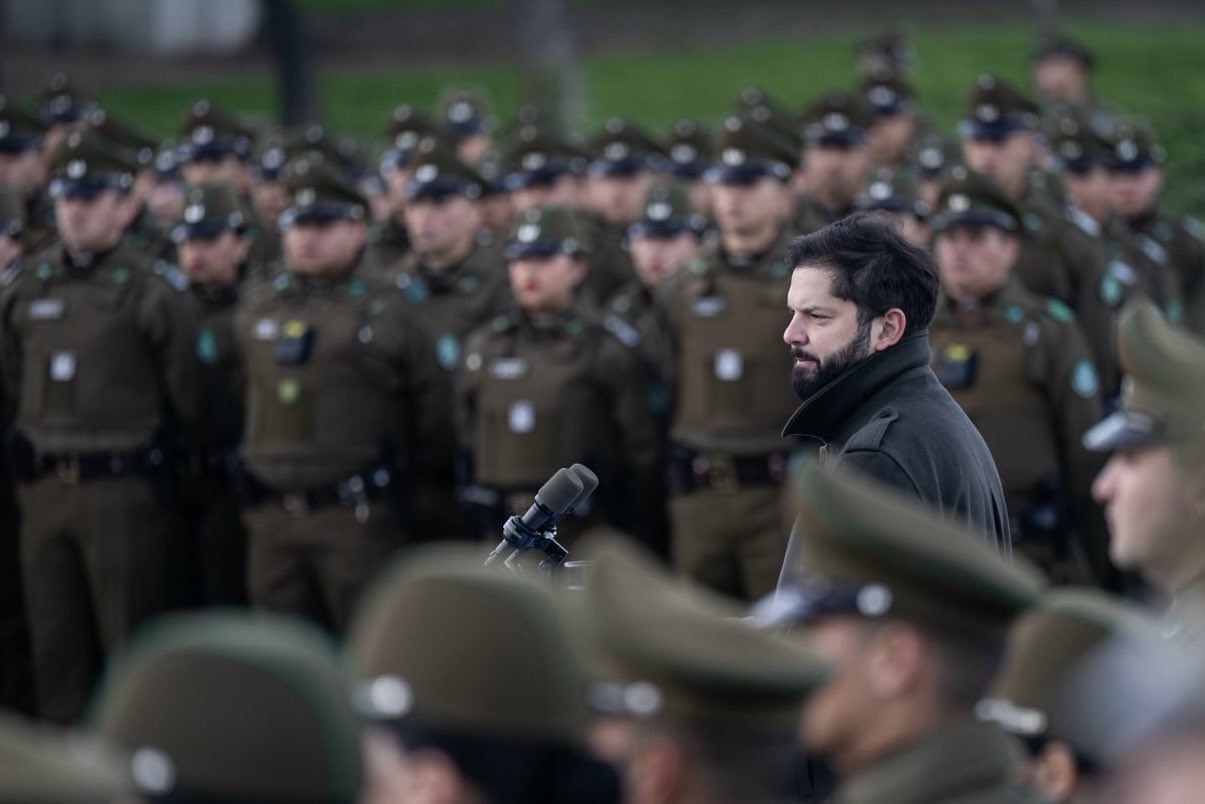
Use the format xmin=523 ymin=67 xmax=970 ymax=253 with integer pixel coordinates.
xmin=1091 ymin=456 xmax=1118 ymax=504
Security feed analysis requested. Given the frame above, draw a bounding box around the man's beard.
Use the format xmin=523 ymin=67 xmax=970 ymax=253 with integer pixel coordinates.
xmin=790 ymin=317 xmax=874 ymax=401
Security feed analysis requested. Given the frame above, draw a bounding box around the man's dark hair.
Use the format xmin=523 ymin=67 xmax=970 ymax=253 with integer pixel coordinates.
xmin=784 ymin=212 xmax=939 ymax=335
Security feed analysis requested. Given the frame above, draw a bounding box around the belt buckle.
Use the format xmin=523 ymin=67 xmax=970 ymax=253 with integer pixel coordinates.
xmin=56 ymin=455 xmax=81 ymax=486
xmin=282 ymin=492 xmax=309 ymax=517
xmin=708 ymin=453 xmax=739 ymax=494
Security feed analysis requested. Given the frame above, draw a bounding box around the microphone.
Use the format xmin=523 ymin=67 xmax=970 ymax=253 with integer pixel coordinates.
xmin=485 ymin=468 xmax=582 ymax=566
xmin=565 ymin=464 xmax=599 ymax=516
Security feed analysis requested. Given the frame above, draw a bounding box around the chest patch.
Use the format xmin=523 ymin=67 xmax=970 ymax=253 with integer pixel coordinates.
xmin=713 ymin=348 xmax=744 ymax=382
xmin=508 ymin=400 xmax=536 ymax=434
xmin=196 ymin=328 xmax=219 ymax=365
xmin=28 ymin=298 xmax=65 ymax=321
xmin=50 ymin=351 xmax=77 ymax=382
xmin=489 ymin=357 xmax=528 ymax=380
xmin=253 ymin=318 xmax=278 ymax=341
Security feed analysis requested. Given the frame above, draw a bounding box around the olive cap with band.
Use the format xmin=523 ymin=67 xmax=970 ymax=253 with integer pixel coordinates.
xmin=976 ymin=588 xmax=1161 ymax=767
xmin=1083 ymin=299 xmax=1205 ymax=451
xmin=930 ymin=166 xmax=1023 ymax=234
xmin=0 ymin=95 xmax=46 ymax=154
xmin=755 ymin=456 xmax=1045 ymax=638
xmin=36 ymin=74 xmax=96 ymax=127
xmin=587 ymin=117 xmax=665 ymax=177
xmin=91 ymin=612 xmax=363 ymax=804
xmin=279 ymin=155 xmax=369 ymax=228
xmin=801 ymin=91 xmax=874 ymax=148
xmin=347 ymin=545 xmax=590 ymax=744
xmin=504 ymin=204 xmax=589 ymax=261
xmin=171 ymin=183 xmax=245 ymax=244
xmin=176 ymin=99 xmax=255 ymax=162
xmin=1106 ymin=120 xmax=1166 ymax=173
xmin=580 ymin=537 xmax=831 ymax=729
xmin=855 ymin=167 xmax=930 ymax=219
xmin=959 ymin=74 xmax=1041 ymax=142
xmin=665 ymin=118 xmax=713 ymax=180
xmin=628 ymin=182 xmax=704 ymax=241
xmin=47 ymin=127 xmax=138 ymax=199
xmin=705 ymin=115 xmax=796 ymax=185
xmin=404 ymin=137 xmax=486 ymax=201
xmin=502 ymin=126 xmax=590 ymax=191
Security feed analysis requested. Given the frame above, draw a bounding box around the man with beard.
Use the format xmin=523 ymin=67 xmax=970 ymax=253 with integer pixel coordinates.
xmin=779 ymin=213 xmax=1010 ymax=558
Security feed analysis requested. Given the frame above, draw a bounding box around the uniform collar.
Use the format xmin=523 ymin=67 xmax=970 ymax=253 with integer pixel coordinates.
xmin=717 ymin=225 xmax=792 ymax=274
xmin=782 ymin=330 xmax=932 ymax=444
xmin=835 ymin=720 xmax=1026 ymax=804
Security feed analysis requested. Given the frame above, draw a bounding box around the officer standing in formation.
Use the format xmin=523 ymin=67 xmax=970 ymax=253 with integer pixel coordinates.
xmin=173 ymin=182 xmax=252 ymax=606
xmin=0 ymin=127 xmax=199 ymax=722
xmin=234 ymin=155 xmax=448 ymax=633
xmin=926 ymin=168 xmax=1107 ymax=583
xmin=455 ymin=205 xmax=661 ymax=546
xmin=657 ymin=115 xmax=800 ymax=600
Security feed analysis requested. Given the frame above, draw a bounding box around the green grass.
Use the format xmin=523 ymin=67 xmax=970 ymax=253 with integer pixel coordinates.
xmin=94 ymin=22 xmax=1205 ymax=216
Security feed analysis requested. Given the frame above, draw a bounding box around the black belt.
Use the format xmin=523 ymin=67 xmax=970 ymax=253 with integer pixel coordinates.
xmin=668 ymin=445 xmax=789 ymax=494
xmin=261 ymin=466 xmax=395 ymax=517
xmin=32 ymin=447 xmax=166 ymax=485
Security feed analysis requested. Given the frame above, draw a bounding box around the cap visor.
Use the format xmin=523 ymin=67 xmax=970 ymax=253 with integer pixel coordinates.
xmin=1082 ymin=410 xmax=1164 ymax=452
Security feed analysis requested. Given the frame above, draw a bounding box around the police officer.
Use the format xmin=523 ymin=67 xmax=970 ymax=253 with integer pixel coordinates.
xmin=658 ymin=115 xmax=800 ymax=600
xmin=366 ymin=104 xmax=441 ymax=271
xmin=860 ymin=75 xmax=927 ymax=170
xmin=853 ymin=166 xmax=931 ymax=247
xmin=92 ymin=612 xmax=363 ymax=804
xmin=173 ymin=183 xmax=251 ymax=605
xmin=759 ymin=457 xmax=1046 ymax=804
xmin=348 ymin=546 xmax=620 ymax=804
xmin=85 ymin=109 xmax=175 ymax=263
xmin=0 ymin=127 xmax=200 ymax=722
xmin=455 ymin=205 xmax=661 ymax=548
xmin=33 ymin=74 xmax=95 ymax=156
xmin=928 ymin=169 xmax=1107 ymax=584
xmin=145 ymin=147 xmax=186 ymax=231
xmin=176 ymin=99 xmax=281 ymax=267
xmin=794 ymin=91 xmax=873 ymax=235
xmin=235 ymin=156 xmax=450 ymax=631
xmin=978 ymin=589 xmax=1161 ymax=803
xmin=1085 ymin=301 xmax=1205 ymax=644
xmin=1107 ymin=121 xmax=1205 ymax=334
xmin=1052 ymin=113 xmax=1180 ymax=397
xmin=435 ymin=86 xmax=497 ymax=168
xmin=663 ymin=118 xmax=714 ymax=218
xmin=581 ymin=537 xmax=831 ymax=804
xmin=387 ymin=139 xmax=512 ymax=542
xmin=0 ymin=96 xmax=55 ymax=254
xmin=0 ymin=187 xmax=32 ymax=715
xmin=609 ymin=182 xmax=702 ymax=404
xmin=854 ymin=29 xmax=913 ymax=80
xmin=958 ymin=74 xmax=1105 ymax=310
xmin=1030 ymin=33 xmax=1096 ymax=109
xmin=501 ymin=124 xmax=588 ymax=214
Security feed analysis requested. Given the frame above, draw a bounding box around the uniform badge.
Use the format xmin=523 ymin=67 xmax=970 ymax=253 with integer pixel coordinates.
xmin=50 ymin=351 xmax=76 ymax=382
xmin=1003 ymin=304 xmax=1025 ymax=325
xmin=1141 ymin=236 xmax=1169 ymax=265
xmin=405 ymin=278 xmax=430 ymax=303
xmin=436 ymin=333 xmax=460 ymax=371
xmin=254 ymin=318 xmax=278 ymax=341
xmin=605 ymin=316 xmax=641 ymax=348
xmin=28 ymin=298 xmax=65 ymax=321
xmin=691 ymin=296 xmax=726 ymax=318
xmin=277 ymin=378 xmax=301 ymax=405
xmin=507 ymin=400 xmax=536 ymax=434
xmin=1098 ymin=274 xmax=1122 ymax=308
xmin=196 ymin=328 xmax=218 ymax=365
xmin=1071 ymin=360 xmax=1099 ymax=399
xmin=713 ymin=348 xmax=743 ymax=382
xmin=935 ymin=343 xmax=977 ymax=389
xmin=1108 ymin=260 xmax=1137 ymax=286
xmin=489 ymin=357 xmax=527 ymax=380
xmin=358 ymin=325 xmax=374 ymax=344
xmin=457 ymin=275 xmax=479 ymax=294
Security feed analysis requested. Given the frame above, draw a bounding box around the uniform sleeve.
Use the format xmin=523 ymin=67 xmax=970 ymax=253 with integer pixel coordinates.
xmin=1039 ymin=313 xmax=1111 ymax=581
xmin=596 ymin=331 xmax=665 ymax=543
xmin=399 ymin=305 xmax=456 ymax=476
xmin=453 ymin=328 xmax=486 ymax=457
xmin=0 ymin=277 xmax=24 ymax=426
xmin=137 ymin=274 xmax=202 ymax=435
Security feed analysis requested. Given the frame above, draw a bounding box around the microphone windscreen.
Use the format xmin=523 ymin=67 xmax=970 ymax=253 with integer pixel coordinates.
xmin=567 ymin=464 xmax=600 ymax=509
xmin=535 ymin=467 xmax=583 ymax=516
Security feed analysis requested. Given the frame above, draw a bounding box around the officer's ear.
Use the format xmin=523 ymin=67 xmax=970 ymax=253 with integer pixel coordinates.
xmin=627 ymin=730 xmax=688 ymax=804
xmin=568 ymin=255 xmax=588 ymax=287
xmin=114 ymin=191 xmax=140 ymax=229
xmin=999 ymin=231 xmax=1022 ymax=268
xmin=1028 ymin=740 xmax=1079 ymax=802
xmin=864 ymin=621 xmax=926 ymax=700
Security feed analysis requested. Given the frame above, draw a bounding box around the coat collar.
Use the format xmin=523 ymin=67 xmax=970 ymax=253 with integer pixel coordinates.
xmin=781 ymin=330 xmax=932 ymax=444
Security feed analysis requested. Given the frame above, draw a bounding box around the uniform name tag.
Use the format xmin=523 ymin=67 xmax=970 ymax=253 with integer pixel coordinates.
xmin=1108 ymin=260 xmax=1137 ymax=286
xmin=508 ymin=400 xmax=536 ymax=433
xmin=50 ymin=351 xmax=76 ymax=382
xmin=489 ymin=357 xmax=527 ymax=380
xmin=692 ymin=296 xmax=727 ymax=318
xmin=254 ymin=318 xmax=279 ymax=340
xmin=28 ymin=298 xmax=65 ymax=321
xmin=1141 ymin=237 xmax=1169 ymax=265
xmin=714 ymin=348 xmax=743 ymax=382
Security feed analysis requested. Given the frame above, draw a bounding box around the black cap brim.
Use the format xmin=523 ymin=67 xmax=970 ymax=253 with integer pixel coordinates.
xmin=279 ymin=203 xmax=365 ymax=228
xmin=958 ymin=119 xmax=1030 ymax=142
xmin=804 ymin=131 xmax=869 ymax=149
xmin=704 ymin=161 xmax=789 ymax=185
xmin=1082 ymin=410 xmax=1166 ymax=452
xmin=931 ymin=209 xmax=1017 ymax=233
xmin=504 ymin=240 xmax=582 ymax=261
xmin=48 ymin=175 xmax=133 ymax=199
xmin=588 ymin=157 xmax=648 ymax=178
xmin=628 ymin=219 xmax=697 ymax=240
xmin=177 ymin=140 xmax=250 ymax=163
xmin=404 ymin=178 xmax=481 ymax=202
xmin=748 ymin=577 xmax=891 ymax=629
xmin=0 ymin=136 xmax=41 ymax=154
